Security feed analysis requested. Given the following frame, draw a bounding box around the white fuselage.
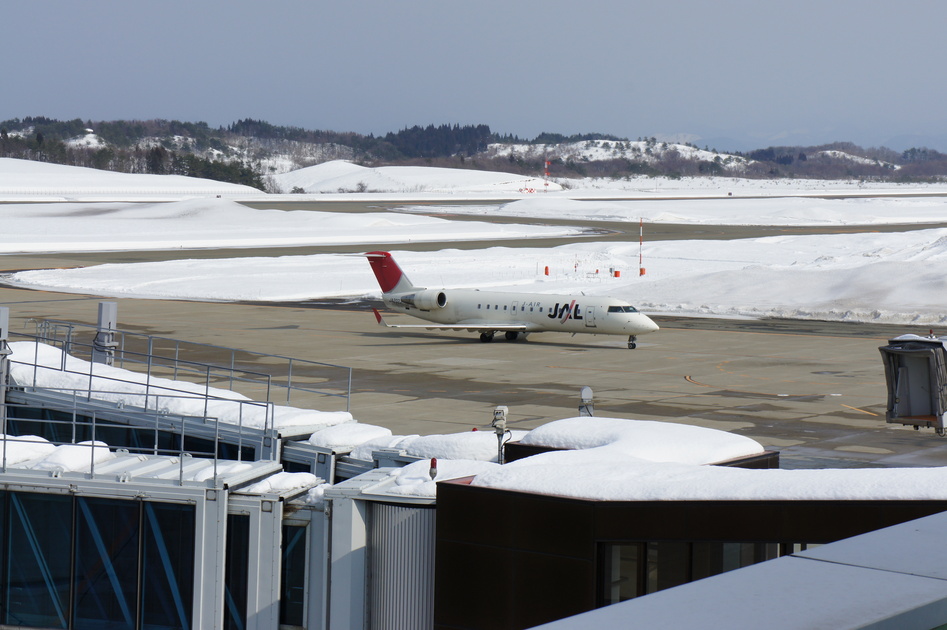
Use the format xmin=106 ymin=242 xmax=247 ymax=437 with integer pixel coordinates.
xmin=383 ymin=288 xmax=659 ymax=337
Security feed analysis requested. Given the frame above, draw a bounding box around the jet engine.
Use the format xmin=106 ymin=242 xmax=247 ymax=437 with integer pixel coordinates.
xmin=401 ymin=290 xmax=448 ymax=310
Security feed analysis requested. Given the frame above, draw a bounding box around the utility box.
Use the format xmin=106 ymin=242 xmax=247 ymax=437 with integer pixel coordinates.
xmin=879 ymin=335 xmax=947 ymax=433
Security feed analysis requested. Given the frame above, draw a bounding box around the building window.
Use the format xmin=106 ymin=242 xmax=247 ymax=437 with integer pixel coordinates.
xmin=225 ymin=514 xmax=250 ymax=630
xmin=3 ymin=492 xmax=73 ymax=628
xmin=0 ymin=491 xmax=196 ymax=630
xmin=141 ymin=502 xmax=196 ymax=630
xmin=599 ymin=541 xmax=781 ymax=606
xmin=281 ymin=525 xmax=308 ymax=627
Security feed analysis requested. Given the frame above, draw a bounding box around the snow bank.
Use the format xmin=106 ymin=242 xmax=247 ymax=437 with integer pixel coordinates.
xmin=0 ymin=157 xmax=261 ymax=198
xmin=412 ymin=195 xmax=947 ymax=226
xmin=0 ymin=196 xmax=578 ymax=255
xmin=8 ymin=342 xmax=352 ymax=430
xmin=273 ymin=160 xmax=560 ymax=194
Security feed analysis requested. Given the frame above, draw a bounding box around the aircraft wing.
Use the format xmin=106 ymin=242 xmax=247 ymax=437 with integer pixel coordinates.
xmin=372 ymin=308 xmax=529 ymax=332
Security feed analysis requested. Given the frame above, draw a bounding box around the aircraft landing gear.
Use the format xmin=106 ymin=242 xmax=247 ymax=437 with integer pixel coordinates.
xmin=480 ymin=332 xmax=495 ymax=343
xmin=627 ymin=335 xmax=638 ymax=349
xmin=505 ymin=331 xmax=519 ymax=341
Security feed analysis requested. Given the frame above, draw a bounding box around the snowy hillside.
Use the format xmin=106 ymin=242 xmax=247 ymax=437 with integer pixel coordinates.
xmin=0 ymin=157 xmax=261 ymax=199
xmin=486 ymin=139 xmax=750 ymax=172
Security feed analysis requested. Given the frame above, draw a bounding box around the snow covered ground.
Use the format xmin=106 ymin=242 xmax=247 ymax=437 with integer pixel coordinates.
xmin=4 ymin=157 xmax=947 ymax=326
xmin=8 ymin=157 xmax=947 ymax=499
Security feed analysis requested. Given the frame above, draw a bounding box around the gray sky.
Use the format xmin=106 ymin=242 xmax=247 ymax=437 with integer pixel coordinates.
xmin=3 ymin=0 xmax=945 ymax=151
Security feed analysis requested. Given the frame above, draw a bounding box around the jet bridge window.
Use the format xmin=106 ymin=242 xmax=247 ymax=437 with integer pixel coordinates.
xmin=0 ymin=491 xmax=195 ymax=630
xmin=608 ymin=306 xmax=639 ymax=314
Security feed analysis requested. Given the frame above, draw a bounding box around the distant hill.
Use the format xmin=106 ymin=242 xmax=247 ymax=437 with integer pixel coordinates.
xmin=2 ymin=116 xmax=947 ymax=192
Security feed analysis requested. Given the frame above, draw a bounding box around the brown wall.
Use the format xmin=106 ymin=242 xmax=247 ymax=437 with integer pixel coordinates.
xmin=434 ymin=480 xmax=947 ymax=630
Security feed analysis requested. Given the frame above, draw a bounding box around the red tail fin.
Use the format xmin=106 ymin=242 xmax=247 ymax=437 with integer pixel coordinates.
xmin=366 ymin=251 xmax=415 ymax=294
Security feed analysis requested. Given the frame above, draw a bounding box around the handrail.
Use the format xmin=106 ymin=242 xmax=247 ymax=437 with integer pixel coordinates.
xmin=33 ymin=319 xmax=352 ymax=411
xmin=29 ymin=319 xmax=353 ymax=410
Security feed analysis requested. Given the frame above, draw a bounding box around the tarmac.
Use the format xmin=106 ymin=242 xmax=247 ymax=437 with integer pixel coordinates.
xmin=5 ymin=201 xmax=947 ymax=470
xmin=4 ymin=284 xmax=947 ymax=470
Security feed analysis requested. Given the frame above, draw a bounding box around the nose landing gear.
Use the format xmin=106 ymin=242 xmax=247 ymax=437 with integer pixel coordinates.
xmin=628 ymin=335 xmax=638 ymax=349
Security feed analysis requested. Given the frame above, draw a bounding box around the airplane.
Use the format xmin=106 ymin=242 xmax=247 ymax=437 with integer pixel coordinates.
xmin=365 ymin=251 xmax=659 ymax=349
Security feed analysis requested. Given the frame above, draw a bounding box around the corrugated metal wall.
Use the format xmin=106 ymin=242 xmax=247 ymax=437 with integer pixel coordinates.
xmin=369 ymin=503 xmax=436 ymax=630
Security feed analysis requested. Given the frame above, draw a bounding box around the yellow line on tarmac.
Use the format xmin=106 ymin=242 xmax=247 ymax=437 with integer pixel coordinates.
xmin=841 ymin=404 xmax=878 ymax=416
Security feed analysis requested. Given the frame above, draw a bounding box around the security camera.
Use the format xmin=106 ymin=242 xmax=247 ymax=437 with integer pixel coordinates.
xmin=492 ymin=406 xmax=508 ymax=431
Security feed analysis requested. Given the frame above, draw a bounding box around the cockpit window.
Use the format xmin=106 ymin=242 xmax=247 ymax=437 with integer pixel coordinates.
xmin=607 ymin=305 xmax=639 ymax=313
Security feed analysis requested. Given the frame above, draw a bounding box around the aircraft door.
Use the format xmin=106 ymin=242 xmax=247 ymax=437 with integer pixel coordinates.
xmin=585 ymin=305 xmax=596 ymax=327
xmin=511 ymin=301 xmax=518 ymax=318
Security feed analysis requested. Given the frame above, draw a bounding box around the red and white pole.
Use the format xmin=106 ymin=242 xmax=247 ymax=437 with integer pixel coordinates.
xmin=639 ymin=218 xmax=646 ymax=276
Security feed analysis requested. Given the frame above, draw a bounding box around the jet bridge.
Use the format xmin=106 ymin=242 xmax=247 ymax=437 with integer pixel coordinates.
xmin=879 ymin=335 xmax=947 ymax=434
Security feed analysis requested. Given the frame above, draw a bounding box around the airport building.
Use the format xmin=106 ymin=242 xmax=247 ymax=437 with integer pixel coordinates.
xmin=2 ymin=305 xmax=947 ymax=629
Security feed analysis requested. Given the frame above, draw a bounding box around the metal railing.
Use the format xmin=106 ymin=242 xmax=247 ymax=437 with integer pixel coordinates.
xmin=25 ymin=318 xmax=353 ymax=412
xmin=0 ymin=388 xmax=277 ymax=485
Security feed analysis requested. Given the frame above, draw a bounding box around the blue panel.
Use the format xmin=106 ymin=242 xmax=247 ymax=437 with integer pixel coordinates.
xmin=74 ymin=497 xmax=140 ymax=630
xmin=224 ymin=514 xmax=249 ymax=630
xmin=2 ymin=492 xmax=71 ymax=628
xmin=280 ymin=525 xmax=308 ymax=626
xmin=141 ymin=502 xmax=195 ymax=630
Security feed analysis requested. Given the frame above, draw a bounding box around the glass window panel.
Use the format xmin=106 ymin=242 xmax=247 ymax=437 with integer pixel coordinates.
xmin=280 ymin=525 xmax=308 ymax=627
xmin=599 ymin=543 xmax=641 ymax=606
xmin=141 ymin=502 xmax=195 ymax=630
xmin=3 ymin=492 xmax=72 ymax=629
xmin=224 ymin=514 xmax=250 ymax=630
xmin=691 ymin=542 xmax=723 ymax=582
xmin=648 ymin=542 xmax=690 ymax=594
xmin=73 ymin=496 xmax=140 ymax=630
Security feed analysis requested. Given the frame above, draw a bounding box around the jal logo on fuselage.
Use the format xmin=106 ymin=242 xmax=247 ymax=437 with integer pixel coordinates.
xmin=548 ymin=301 xmax=583 ymax=323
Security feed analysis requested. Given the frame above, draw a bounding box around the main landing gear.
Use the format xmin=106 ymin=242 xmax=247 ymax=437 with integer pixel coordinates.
xmin=479 ymin=332 xmax=524 ymax=343
xmin=628 ymin=335 xmax=638 ymax=349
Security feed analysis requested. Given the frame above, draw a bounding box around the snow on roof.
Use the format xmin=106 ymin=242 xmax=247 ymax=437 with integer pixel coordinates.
xmin=385 ymin=458 xmax=501 ymax=498
xmin=241 ymin=471 xmax=321 ymax=495
xmin=8 ymin=341 xmax=352 ymax=430
xmin=347 ymin=429 xmax=528 ymax=462
xmin=308 ymin=422 xmax=392 ymax=451
xmin=518 ymin=416 xmax=765 ymax=465
xmin=470 ymin=447 xmax=947 ymax=502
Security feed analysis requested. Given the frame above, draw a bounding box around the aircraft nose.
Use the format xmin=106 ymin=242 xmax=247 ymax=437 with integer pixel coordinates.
xmin=638 ymin=314 xmax=660 ymax=333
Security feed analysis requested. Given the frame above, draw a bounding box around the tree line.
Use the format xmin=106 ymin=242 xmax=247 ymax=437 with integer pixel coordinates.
xmin=4 ymin=116 xmax=947 ymax=185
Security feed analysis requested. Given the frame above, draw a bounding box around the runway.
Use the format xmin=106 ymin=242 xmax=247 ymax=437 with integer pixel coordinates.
xmin=4 ymin=199 xmax=947 ymax=469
